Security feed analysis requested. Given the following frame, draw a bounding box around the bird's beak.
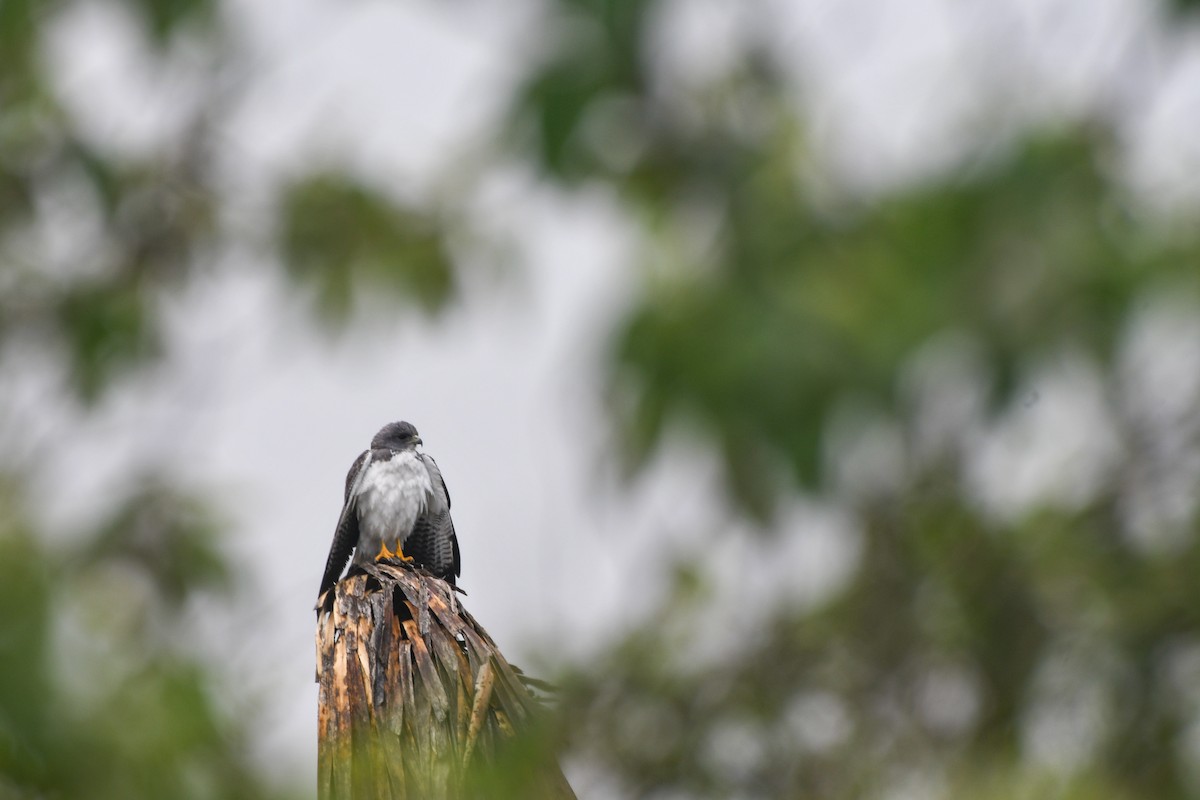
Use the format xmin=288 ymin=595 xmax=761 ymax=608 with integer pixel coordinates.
xmin=413 ymin=436 xmax=423 ymax=447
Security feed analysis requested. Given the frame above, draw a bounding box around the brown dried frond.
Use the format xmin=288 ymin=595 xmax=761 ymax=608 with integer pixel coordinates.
xmin=315 ymin=564 xmax=575 ymax=800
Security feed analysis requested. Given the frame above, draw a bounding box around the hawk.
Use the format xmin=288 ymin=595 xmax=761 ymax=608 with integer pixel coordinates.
xmin=318 ymin=421 xmax=460 ymax=600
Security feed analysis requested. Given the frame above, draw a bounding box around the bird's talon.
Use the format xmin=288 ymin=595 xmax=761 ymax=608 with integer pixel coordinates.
xmin=391 ymin=541 xmax=414 ymax=563
xmin=375 ymin=541 xmax=414 ymax=564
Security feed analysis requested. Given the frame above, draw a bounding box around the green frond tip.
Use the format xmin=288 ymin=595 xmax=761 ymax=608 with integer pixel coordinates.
xmin=316 ymin=565 xmax=575 ymax=800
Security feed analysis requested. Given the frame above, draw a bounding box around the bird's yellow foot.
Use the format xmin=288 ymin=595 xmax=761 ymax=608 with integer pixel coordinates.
xmin=375 ymin=541 xmax=415 ymax=563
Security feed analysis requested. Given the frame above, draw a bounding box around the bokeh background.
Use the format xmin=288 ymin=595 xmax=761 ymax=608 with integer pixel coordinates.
xmin=4 ymin=0 xmax=1200 ymax=797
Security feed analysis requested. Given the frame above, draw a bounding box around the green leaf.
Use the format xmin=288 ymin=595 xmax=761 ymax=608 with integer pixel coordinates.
xmin=511 ymin=0 xmax=653 ymax=180
xmin=121 ymin=0 xmax=216 ymax=45
xmin=281 ymin=174 xmax=456 ymax=323
xmin=0 ymin=490 xmax=53 ymax=786
xmin=58 ymin=279 xmax=159 ymax=403
xmin=84 ymin=479 xmax=232 ymax=608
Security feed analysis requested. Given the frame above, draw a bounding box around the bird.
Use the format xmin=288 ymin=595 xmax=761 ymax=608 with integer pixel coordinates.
xmin=318 ymin=421 xmax=460 ymax=601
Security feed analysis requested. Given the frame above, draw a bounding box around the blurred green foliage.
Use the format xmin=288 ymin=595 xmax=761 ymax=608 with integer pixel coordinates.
xmin=0 ymin=480 xmax=291 ymax=800
xmin=3 ymin=0 xmax=1200 ymax=798
xmin=556 ymin=487 xmax=1200 ymax=797
xmin=0 ymin=0 xmax=224 ymax=400
xmin=612 ymin=133 xmax=1197 ymax=503
xmin=281 ymin=175 xmax=455 ymax=323
xmin=518 ymin=0 xmax=653 ymax=180
xmin=122 ymin=0 xmax=216 ymax=44
xmin=509 ymin=2 xmax=1200 ymax=799
xmin=0 ymin=0 xmax=217 ymax=402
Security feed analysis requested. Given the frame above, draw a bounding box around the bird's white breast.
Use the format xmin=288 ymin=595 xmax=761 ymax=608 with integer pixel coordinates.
xmin=352 ymin=450 xmax=433 ymax=565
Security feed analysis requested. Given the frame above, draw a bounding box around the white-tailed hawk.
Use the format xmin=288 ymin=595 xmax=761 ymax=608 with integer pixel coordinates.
xmin=318 ymin=421 xmax=460 ymax=599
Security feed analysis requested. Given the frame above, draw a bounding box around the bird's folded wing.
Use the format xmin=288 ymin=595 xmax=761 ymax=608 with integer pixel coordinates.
xmin=413 ymin=454 xmax=461 ymax=582
xmin=318 ymin=450 xmax=371 ymax=598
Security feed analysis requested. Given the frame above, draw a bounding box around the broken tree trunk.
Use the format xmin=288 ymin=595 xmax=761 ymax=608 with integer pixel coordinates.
xmin=315 ymin=564 xmax=577 ymax=800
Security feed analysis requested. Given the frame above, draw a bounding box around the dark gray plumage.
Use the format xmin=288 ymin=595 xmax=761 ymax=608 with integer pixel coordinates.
xmin=318 ymin=421 xmax=460 ymax=599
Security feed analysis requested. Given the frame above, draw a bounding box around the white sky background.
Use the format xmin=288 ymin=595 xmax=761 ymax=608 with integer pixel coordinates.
xmin=12 ymin=0 xmax=1200 ymax=795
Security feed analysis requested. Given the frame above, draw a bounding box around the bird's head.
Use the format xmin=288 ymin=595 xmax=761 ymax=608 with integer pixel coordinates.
xmin=371 ymin=421 xmax=422 ymax=451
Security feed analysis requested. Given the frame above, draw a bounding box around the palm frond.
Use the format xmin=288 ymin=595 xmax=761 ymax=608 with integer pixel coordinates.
xmin=316 ymin=564 xmax=575 ymax=799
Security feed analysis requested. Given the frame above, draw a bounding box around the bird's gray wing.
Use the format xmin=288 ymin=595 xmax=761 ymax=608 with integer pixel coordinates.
xmin=318 ymin=450 xmax=371 ymax=599
xmin=408 ymin=454 xmax=460 ymax=584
